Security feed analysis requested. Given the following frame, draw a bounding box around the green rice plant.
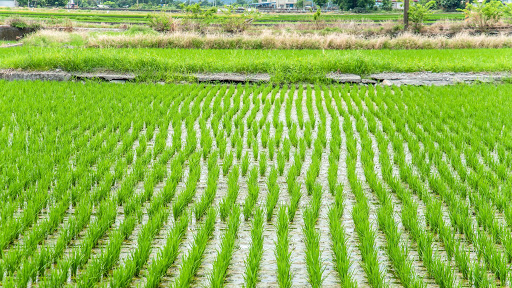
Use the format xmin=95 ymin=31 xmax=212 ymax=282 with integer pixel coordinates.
xmin=173 ymin=208 xmax=216 ymax=288
xmin=172 ymin=153 xmax=201 ymax=220
xmin=275 ymin=123 xmax=284 ymax=149
xmin=236 ymin=138 xmax=243 ymax=160
xmin=261 ymin=126 xmax=269 ymax=149
xmin=222 ymin=151 xmax=234 ymax=176
xmin=110 ymin=208 xmax=169 ymax=288
xmin=220 ymin=166 xmax=240 ymax=221
xmin=287 ymin=182 xmax=302 ymax=222
xmin=265 ymin=167 xmax=280 ymax=222
xmin=259 ymin=152 xmax=267 ymax=177
xmin=241 ymin=152 xmax=250 ymax=176
xmin=289 ymin=123 xmax=298 ymax=147
xmin=275 ymin=206 xmax=292 ymax=288
xmin=209 ymin=206 xmax=241 ymax=288
xmin=328 ymin=155 xmax=338 ymax=195
xmin=277 ymin=151 xmax=286 ymax=176
xmin=194 ymin=165 xmax=220 ymax=221
xmin=305 ymin=158 xmax=320 ymax=196
xmin=304 ymin=122 xmax=313 ymax=148
xmin=328 ymin=206 xmax=356 ymax=288
xmin=303 ymin=203 xmax=324 ymax=288
xmin=268 ymin=138 xmax=275 ymax=161
xmin=244 ymin=207 xmax=264 ymax=288
xmin=243 ymin=168 xmax=260 ymax=220
xmin=283 ymin=138 xmax=291 ymax=161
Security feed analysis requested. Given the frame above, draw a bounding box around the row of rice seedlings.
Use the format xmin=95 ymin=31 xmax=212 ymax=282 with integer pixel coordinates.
xmin=1 ymin=83 xmax=186 ymax=285
xmin=362 ymin=87 xmax=471 ymax=286
xmin=259 ymin=151 xmax=267 ymax=176
xmin=243 ymin=167 xmax=260 ymax=220
xmin=220 ymin=165 xmax=240 ymax=221
xmin=272 ymin=87 xmax=285 ymax=129
xmin=0 ymin=124 xmax=111 ymax=250
xmin=19 ymin=119 xmax=167 ymax=286
xmin=109 ymin=206 xmax=169 ymax=287
xmin=265 ymin=167 xmax=280 ymax=222
xmin=172 ymin=208 xmax=217 ymax=288
xmin=275 ymin=206 xmax=292 ymax=288
xmin=172 ymin=152 xmax=201 ymax=220
xmin=315 ymin=86 xmax=328 ymax=126
xmin=241 ymin=152 xmax=250 ymax=176
xmin=296 ymin=85 xmax=305 ymax=129
xmin=75 ymin=156 xmax=181 ymax=287
xmin=305 ymin=86 xmax=315 ymax=129
xmin=328 ymin=184 xmax=357 ymax=288
xmin=0 ymin=128 xmax=120 ymax=260
xmin=244 ymin=207 xmax=264 ymax=287
xmin=195 ymin=152 xmax=220 ymax=221
xmin=342 ymin=111 xmax=386 ymax=288
xmin=262 ymin=124 xmax=272 ymax=150
xmin=259 ymin=94 xmax=273 ymax=130
xmin=245 ymin=93 xmax=262 ymax=136
xmin=222 ymin=151 xmax=234 ymax=176
xmin=285 ymin=164 xmax=301 ymax=222
xmin=417 ymin=107 xmax=512 ymax=270
xmin=86 ymin=148 xmax=187 ymax=287
xmin=349 ymin=93 xmax=426 ymax=288
xmin=405 ymin=123 xmax=509 ymax=282
xmin=284 ymin=85 xmax=294 ymax=129
xmin=71 ymin=95 xmax=193 ymax=286
xmin=375 ymin=87 xmax=500 ymax=261
xmin=209 ymin=206 xmax=241 ymax=287
xmin=303 ymin=182 xmax=324 ymax=288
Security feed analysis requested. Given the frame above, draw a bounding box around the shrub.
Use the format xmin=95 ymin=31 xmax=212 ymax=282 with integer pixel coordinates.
xmin=408 ymin=1 xmax=436 ymax=33
xmin=148 ymin=13 xmax=177 ymax=32
xmin=7 ymin=17 xmax=41 ymax=30
xmin=459 ymin=0 xmax=505 ymax=31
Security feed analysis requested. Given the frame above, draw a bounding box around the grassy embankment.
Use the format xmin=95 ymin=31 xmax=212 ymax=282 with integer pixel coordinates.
xmin=1 ymin=47 xmax=511 ymax=82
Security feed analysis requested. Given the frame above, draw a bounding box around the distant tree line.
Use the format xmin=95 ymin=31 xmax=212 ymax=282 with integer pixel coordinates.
xmin=19 ymin=0 xmax=466 ymax=12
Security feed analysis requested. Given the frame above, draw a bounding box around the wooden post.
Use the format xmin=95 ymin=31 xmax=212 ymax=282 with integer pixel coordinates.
xmin=404 ymin=0 xmax=409 ymax=30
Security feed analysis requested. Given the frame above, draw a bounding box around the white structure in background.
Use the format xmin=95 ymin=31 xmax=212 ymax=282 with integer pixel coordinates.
xmin=66 ymin=0 xmax=77 ymax=8
xmin=254 ymin=0 xmax=296 ymax=8
xmin=0 ymin=0 xmax=17 ymax=7
xmin=275 ymin=0 xmax=297 ymax=8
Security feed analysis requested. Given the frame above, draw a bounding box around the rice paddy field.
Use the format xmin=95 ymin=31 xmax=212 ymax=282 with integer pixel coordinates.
xmin=0 ymin=9 xmax=465 ymax=24
xmin=1 ymin=80 xmax=512 ymax=287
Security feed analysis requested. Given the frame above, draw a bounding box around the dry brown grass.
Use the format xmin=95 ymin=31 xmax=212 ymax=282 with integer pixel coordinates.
xmin=23 ymin=28 xmax=512 ymax=50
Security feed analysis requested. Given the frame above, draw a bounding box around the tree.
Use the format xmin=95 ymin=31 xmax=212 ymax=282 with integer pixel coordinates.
xmin=382 ymin=0 xmax=392 ymax=10
xmin=335 ymin=0 xmax=374 ymax=11
xmin=46 ymin=0 xmax=67 ymax=6
xmin=439 ymin=0 xmax=463 ymax=11
xmin=296 ymin=0 xmax=304 ymax=8
xmin=408 ymin=0 xmax=435 ymax=32
xmin=313 ymin=0 xmax=327 ymax=8
xmin=459 ymin=0 xmax=506 ymax=30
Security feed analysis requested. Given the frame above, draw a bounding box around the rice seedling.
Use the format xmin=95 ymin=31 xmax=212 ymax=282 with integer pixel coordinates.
xmin=265 ymin=167 xmax=280 ymax=222
xmin=275 ymin=206 xmax=292 ymax=288
xmin=209 ymin=206 xmax=241 ymax=288
xmin=244 ymin=207 xmax=264 ymax=288
xmin=173 ymin=208 xmax=216 ymax=288
xmin=241 ymin=152 xmax=250 ymax=176
xmin=220 ymin=165 xmax=240 ymax=221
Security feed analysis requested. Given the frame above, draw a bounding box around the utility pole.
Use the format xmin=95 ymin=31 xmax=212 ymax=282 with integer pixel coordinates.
xmin=403 ymin=0 xmax=409 ymax=30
